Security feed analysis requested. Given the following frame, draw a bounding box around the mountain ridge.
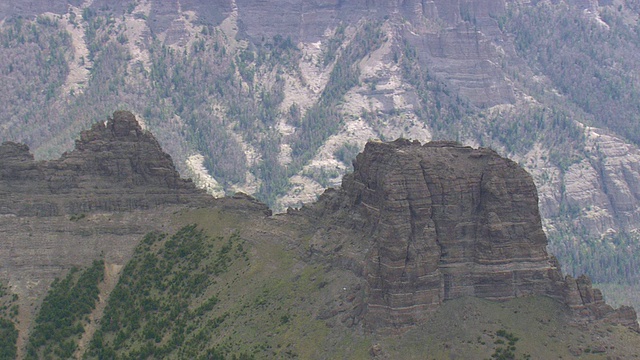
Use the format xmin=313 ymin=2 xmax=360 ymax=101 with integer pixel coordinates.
xmin=1 ymin=111 xmax=213 ymax=218
xmin=0 ymin=111 xmax=637 ymax=358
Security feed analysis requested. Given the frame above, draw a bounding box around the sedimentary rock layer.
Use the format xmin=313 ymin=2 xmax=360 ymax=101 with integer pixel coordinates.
xmin=0 ymin=116 xmax=635 ymax=338
xmin=0 ymin=111 xmax=212 ymax=217
xmin=311 ymin=139 xmax=638 ymax=331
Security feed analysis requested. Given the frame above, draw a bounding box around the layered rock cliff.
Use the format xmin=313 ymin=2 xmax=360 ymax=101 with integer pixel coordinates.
xmin=307 ymin=139 xmax=638 ymax=331
xmin=2 ymin=0 xmax=640 ymax=260
xmin=0 ymin=110 xmax=212 ymax=217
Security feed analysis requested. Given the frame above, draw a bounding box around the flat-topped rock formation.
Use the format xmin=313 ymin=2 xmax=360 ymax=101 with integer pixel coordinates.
xmin=307 ymin=139 xmax=638 ymax=331
xmin=0 ymin=111 xmax=213 ymax=217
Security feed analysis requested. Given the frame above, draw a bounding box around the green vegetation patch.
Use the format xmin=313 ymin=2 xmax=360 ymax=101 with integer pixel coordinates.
xmin=505 ymin=2 xmax=640 ymax=146
xmin=0 ymin=282 xmax=18 ymax=360
xmin=81 ymin=210 xmax=372 ymax=359
xmin=85 ymin=225 xmax=251 ymax=359
xmin=490 ymin=329 xmax=527 ymax=360
xmin=25 ymin=260 xmax=104 ymax=359
xmin=0 ymin=317 xmax=18 ymax=360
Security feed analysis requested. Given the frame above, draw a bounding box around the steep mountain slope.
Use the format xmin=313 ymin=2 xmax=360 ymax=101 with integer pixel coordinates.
xmin=0 ymin=0 xmax=639 ymax=307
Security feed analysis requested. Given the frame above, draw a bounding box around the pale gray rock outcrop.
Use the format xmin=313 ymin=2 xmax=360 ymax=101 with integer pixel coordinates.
xmin=550 ymin=127 xmax=640 ymax=237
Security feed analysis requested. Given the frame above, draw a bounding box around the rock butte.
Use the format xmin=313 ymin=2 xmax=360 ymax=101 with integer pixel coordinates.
xmin=305 ymin=139 xmax=639 ymax=331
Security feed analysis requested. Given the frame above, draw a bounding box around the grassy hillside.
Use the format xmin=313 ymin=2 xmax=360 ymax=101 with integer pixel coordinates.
xmin=381 ymin=296 xmax=639 ymax=359
xmin=18 ymin=207 xmax=639 ymax=359
xmin=82 ymin=209 xmax=370 ymax=359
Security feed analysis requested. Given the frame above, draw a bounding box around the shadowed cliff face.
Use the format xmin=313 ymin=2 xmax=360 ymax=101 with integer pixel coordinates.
xmin=309 ymin=139 xmax=638 ymax=331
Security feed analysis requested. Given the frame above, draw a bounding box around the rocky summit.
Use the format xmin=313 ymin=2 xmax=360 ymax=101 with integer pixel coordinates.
xmin=306 ymin=139 xmax=638 ymax=331
xmin=0 ymin=110 xmax=212 ymax=217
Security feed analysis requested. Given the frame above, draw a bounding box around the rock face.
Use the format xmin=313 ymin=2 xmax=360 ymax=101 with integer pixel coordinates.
xmin=559 ymin=128 xmax=640 ymax=234
xmin=310 ymin=139 xmax=638 ymax=331
xmin=0 ymin=110 xmax=212 ymax=217
xmin=564 ymin=274 xmax=640 ymax=331
xmin=401 ymin=0 xmax=515 ymax=107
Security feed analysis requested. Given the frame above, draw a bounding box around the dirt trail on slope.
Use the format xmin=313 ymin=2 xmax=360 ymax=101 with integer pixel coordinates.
xmin=74 ymin=262 xmax=123 ymax=359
